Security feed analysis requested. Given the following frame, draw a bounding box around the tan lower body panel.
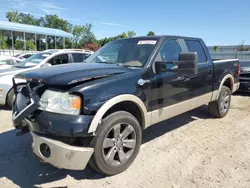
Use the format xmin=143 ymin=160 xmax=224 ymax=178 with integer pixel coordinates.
xmin=147 ymin=92 xmax=214 ymax=127
xmin=31 ymin=132 xmax=94 ymax=170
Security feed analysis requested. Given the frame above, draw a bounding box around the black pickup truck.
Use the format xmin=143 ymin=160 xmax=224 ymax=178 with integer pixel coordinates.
xmin=12 ymin=36 xmax=240 ymax=175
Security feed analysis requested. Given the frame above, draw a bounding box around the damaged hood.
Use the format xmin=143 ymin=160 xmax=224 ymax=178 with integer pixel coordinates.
xmin=15 ymin=63 xmax=130 ymax=85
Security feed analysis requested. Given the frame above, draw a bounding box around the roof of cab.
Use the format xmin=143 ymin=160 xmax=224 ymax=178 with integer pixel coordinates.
xmin=43 ymin=49 xmax=93 ymax=54
xmin=119 ymin=35 xmax=202 ymax=41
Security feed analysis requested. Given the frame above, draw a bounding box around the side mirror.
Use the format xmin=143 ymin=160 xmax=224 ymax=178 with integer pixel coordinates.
xmin=155 ymin=61 xmax=167 ymax=74
xmin=41 ymin=63 xmax=52 ymax=67
xmin=174 ymin=52 xmax=198 ymax=75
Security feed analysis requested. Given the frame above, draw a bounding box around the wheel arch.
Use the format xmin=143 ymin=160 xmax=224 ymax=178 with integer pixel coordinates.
xmin=4 ymin=86 xmax=14 ymax=105
xmin=88 ymin=94 xmax=149 ymax=133
xmin=216 ymin=74 xmax=234 ymax=100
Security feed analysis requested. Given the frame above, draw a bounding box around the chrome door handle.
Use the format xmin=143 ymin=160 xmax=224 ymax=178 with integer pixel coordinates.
xmin=138 ymin=79 xmax=150 ymax=86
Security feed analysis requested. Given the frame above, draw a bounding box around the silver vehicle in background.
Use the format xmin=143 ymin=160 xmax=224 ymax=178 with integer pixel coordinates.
xmin=0 ymin=49 xmax=93 ymax=107
xmin=0 ymin=56 xmax=23 ymax=70
xmin=14 ymin=52 xmax=36 ymax=60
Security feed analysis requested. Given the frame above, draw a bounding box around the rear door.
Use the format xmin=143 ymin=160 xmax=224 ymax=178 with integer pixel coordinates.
xmin=184 ymin=39 xmax=213 ymax=98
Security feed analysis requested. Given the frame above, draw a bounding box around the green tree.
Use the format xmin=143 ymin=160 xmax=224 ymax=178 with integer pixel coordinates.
xmin=127 ymin=31 xmax=136 ymax=37
xmin=120 ymin=32 xmax=128 ymax=38
xmin=0 ymin=33 xmax=8 ymax=49
xmin=213 ymin=46 xmax=218 ymax=52
xmin=26 ymin=40 xmax=36 ymax=50
xmin=6 ymin=11 xmax=20 ymax=22
xmin=72 ymin=25 xmax=85 ymax=46
xmin=40 ymin=15 xmax=73 ymax=32
xmin=0 ymin=31 xmax=7 ymax=49
xmin=79 ymin=23 xmax=96 ymax=46
xmin=14 ymin=39 xmax=23 ymax=50
xmin=147 ymin=31 xmax=155 ymax=36
xmin=19 ymin=13 xmax=40 ymax=25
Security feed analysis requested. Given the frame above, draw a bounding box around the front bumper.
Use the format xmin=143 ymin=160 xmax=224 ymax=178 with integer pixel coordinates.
xmin=32 ymin=132 xmax=94 ymax=170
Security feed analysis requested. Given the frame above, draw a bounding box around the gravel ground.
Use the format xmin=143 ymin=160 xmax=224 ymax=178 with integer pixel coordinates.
xmin=0 ymin=94 xmax=250 ymax=188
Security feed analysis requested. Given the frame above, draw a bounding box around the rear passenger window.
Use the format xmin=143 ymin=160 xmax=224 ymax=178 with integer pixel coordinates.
xmin=185 ymin=40 xmax=207 ymax=63
xmin=72 ymin=53 xmax=84 ymax=62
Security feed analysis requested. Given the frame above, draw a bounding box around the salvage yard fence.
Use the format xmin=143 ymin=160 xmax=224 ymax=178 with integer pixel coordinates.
xmin=0 ymin=49 xmax=38 ymax=56
xmin=210 ymin=51 xmax=250 ymax=60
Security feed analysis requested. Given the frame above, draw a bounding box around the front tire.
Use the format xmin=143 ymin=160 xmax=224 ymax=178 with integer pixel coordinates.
xmin=7 ymin=88 xmax=15 ymax=108
xmin=89 ymin=111 xmax=142 ymax=175
xmin=209 ymin=86 xmax=231 ymax=118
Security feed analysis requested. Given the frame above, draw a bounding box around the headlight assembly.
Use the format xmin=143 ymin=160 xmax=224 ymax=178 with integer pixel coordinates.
xmin=39 ymin=90 xmax=81 ymax=115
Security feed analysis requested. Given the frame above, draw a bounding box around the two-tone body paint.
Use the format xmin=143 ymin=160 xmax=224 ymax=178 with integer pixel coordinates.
xmin=13 ymin=36 xmax=240 ymax=138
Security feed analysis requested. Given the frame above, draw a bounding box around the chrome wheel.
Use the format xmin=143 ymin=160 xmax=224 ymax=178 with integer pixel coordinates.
xmin=220 ymin=91 xmax=230 ymax=113
xmin=102 ymin=123 xmax=136 ymax=167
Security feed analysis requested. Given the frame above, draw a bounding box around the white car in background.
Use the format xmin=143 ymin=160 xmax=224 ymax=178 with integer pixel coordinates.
xmin=14 ymin=52 xmax=36 ymax=60
xmin=0 ymin=49 xmax=93 ymax=107
xmin=0 ymin=56 xmax=23 ymax=70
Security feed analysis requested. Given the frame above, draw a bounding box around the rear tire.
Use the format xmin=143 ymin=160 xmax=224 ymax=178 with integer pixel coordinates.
xmin=209 ymin=86 xmax=231 ymax=118
xmin=89 ymin=111 xmax=142 ymax=176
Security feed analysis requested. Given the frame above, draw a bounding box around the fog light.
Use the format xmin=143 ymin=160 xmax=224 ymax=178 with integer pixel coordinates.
xmin=40 ymin=143 xmax=51 ymax=158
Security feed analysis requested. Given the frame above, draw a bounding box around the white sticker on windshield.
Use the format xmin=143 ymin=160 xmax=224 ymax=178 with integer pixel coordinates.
xmin=137 ymin=40 xmax=157 ymax=45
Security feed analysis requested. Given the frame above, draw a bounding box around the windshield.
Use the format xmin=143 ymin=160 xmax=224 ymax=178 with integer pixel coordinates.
xmin=85 ymin=38 xmax=158 ymax=67
xmin=14 ymin=52 xmax=51 ymax=68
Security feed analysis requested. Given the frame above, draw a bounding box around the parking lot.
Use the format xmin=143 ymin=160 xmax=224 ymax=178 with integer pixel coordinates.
xmin=0 ymin=94 xmax=249 ymax=188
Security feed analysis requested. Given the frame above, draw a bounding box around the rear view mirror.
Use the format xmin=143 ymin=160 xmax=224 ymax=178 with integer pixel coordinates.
xmin=174 ymin=52 xmax=198 ymax=75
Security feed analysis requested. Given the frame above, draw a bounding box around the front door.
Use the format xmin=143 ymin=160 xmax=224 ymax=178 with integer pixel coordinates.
xmin=149 ymin=39 xmax=192 ymax=125
xmin=184 ymin=39 xmax=213 ymax=99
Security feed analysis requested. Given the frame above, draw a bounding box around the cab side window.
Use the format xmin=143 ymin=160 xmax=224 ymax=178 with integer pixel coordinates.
xmin=72 ymin=53 xmax=84 ymax=62
xmin=185 ymin=40 xmax=207 ymax=63
xmin=49 ymin=54 xmax=69 ymax=65
xmin=156 ymin=40 xmax=182 ymax=70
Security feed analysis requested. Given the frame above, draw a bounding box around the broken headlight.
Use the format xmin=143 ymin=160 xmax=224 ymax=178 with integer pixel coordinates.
xmin=39 ymin=90 xmax=81 ymax=115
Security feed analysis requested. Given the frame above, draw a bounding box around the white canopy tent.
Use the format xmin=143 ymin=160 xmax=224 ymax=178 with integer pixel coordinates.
xmin=0 ymin=21 xmax=73 ymax=55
